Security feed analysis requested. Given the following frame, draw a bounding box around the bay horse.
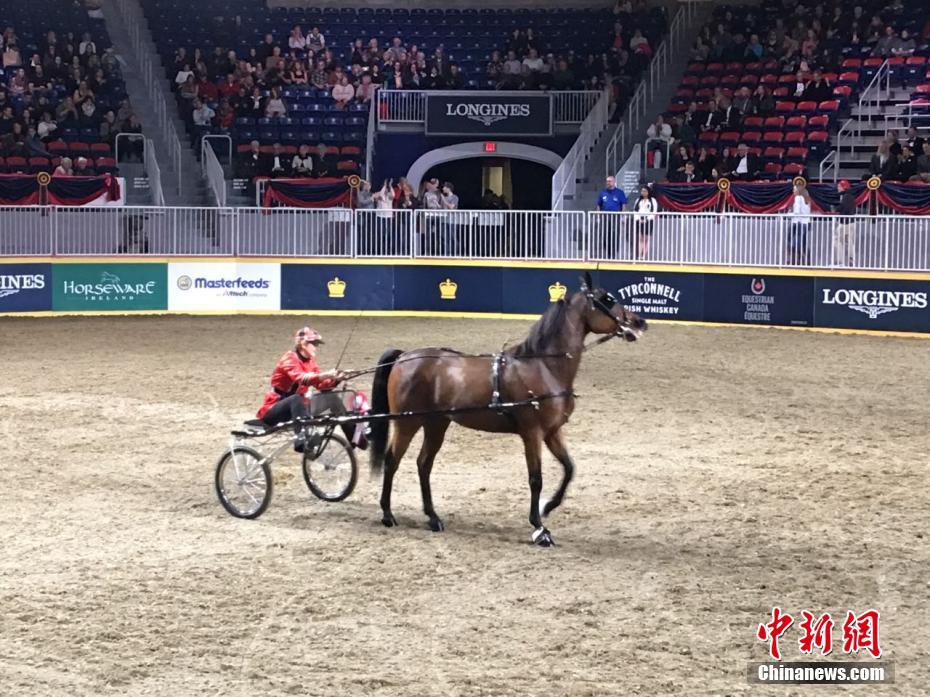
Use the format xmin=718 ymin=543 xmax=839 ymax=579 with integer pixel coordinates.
xmin=368 ymin=272 xmax=647 ymax=546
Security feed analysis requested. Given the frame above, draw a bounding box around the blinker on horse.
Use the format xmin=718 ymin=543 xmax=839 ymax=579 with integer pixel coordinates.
xmin=368 ymin=272 xmax=647 ymax=547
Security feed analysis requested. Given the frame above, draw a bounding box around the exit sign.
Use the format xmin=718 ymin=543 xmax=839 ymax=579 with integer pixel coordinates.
xmin=484 ymin=142 xmax=497 ymax=153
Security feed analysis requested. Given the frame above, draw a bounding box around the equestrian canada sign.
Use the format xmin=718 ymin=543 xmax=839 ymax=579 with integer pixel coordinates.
xmin=425 ymin=93 xmax=553 ymax=136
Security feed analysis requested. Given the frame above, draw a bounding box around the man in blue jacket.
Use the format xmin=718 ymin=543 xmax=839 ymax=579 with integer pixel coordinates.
xmin=595 ymin=176 xmax=628 ymax=258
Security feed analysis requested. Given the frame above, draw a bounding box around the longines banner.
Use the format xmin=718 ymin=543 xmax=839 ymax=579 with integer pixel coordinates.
xmin=424 ymin=93 xmax=553 ymax=136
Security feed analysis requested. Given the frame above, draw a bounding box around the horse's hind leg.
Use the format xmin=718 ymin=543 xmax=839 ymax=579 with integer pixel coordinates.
xmin=416 ymin=419 xmax=450 ymax=532
xmin=542 ymin=428 xmax=575 ymax=518
xmin=380 ymin=419 xmax=418 ymax=528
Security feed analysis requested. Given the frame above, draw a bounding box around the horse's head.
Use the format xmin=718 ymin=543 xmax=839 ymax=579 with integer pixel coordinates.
xmin=578 ymin=271 xmax=647 ymax=341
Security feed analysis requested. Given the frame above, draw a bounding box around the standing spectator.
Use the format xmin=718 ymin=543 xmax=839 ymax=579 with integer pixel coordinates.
xmin=372 ymin=179 xmax=396 ymax=254
xmin=645 ymin=114 xmax=672 ymax=168
xmin=788 ymin=182 xmax=812 ymax=265
xmin=439 ymin=182 xmax=460 ymax=255
xmin=832 ymin=179 xmax=858 ymax=267
xmin=896 ymin=145 xmax=917 ymax=181
xmin=595 ymin=175 xmax=627 ymax=257
xmin=631 ymin=185 xmax=658 ymax=259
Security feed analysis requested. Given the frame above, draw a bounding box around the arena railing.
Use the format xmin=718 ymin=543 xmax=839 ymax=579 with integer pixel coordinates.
xmin=856 ymin=59 xmax=891 ymax=138
xmin=2 ymin=208 xmax=929 ymax=272
xmin=111 ymin=0 xmax=184 ymax=195
xmin=144 ymin=137 xmax=165 ymax=207
xmin=201 ymin=136 xmax=232 ymax=207
xmin=376 ymin=90 xmax=602 ymax=125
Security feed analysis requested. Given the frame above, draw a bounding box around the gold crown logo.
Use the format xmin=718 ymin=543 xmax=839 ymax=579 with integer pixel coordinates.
xmin=439 ymin=278 xmax=457 ymax=300
xmin=327 ymin=276 xmax=346 ymax=298
xmin=548 ymin=281 xmax=567 ymax=302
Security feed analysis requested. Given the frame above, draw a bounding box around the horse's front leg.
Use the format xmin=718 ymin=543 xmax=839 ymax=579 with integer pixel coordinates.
xmin=542 ymin=428 xmax=575 ymax=518
xmin=522 ymin=431 xmax=553 ymax=547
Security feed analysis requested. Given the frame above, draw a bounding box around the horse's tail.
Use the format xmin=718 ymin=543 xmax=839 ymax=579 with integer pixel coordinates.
xmin=369 ymin=348 xmax=403 ymax=476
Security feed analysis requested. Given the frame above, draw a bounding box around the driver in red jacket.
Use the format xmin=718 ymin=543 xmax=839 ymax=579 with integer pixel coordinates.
xmin=258 ymin=326 xmax=348 ymax=451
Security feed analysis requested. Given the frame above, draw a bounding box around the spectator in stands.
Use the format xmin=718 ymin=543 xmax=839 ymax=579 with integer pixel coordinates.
xmin=179 ymin=74 xmax=199 ymax=101
xmin=732 ymin=143 xmax=761 ymax=181
xmin=897 ymin=145 xmax=918 ymax=181
xmin=74 ymin=156 xmax=94 ymax=176
xmin=175 ymin=63 xmax=194 ymax=88
xmin=264 ymin=87 xmax=287 ymax=118
xmin=698 ymin=99 xmax=722 ymax=133
xmin=78 ymin=97 xmax=97 ymax=126
xmin=674 ymin=160 xmax=702 ymax=183
xmin=732 ymin=87 xmax=753 ymax=118
xmin=892 ymin=29 xmax=915 ymax=58
xmin=332 ymin=75 xmax=354 ymax=109
xmin=788 ymin=182 xmax=812 ymax=266
xmin=674 ymin=115 xmax=696 ymax=147
xmin=313 ymin=143 xmax=332 ymax=177
xmin=291 ymin=144 xmax=313 ymax=177
xmin=873 ymin=26 xmax=897 ymax=57
xmin=719 ymin=96 xmax=741 ymax=130
xmin=191 ymin=98 xmax=215 ymax=138
xmin=500 ymin=50 xmax=523 ymax=89
xmin=751 ymin=85 xmax=775 ymax=117
xmin=869 ymin=141 xmax=896 ymax=180
xmin=37 ymin=111 xmax=57 ymax=142
xmin=54 ymin=156 xmax=73 ymax=176
xmin=267 ymin=142 xmax=289 ymax=178
xmin=904 ymin=127 xmax=924 ymax=157
xmin=288 ymin=26 xmax=306 ymax=52
xmin=308 ymin=27 xmax=326 ymax=53
xmin=237 ymin=139 xmax=264 ymax=180
xmin=886 ymin=130 xmax=902 ymax=157
xmin=803 ymin=70 xmax=832 ymax=102
xmin=832 ymin=179 xmax=857 ymax=267
xmin=646 ymin=114 xmax=672 ymax=168
xmin=99 ymin=109 xmax=118 ymax=146
xmin=915 ymin=141 xmax=930 ymax=183
xmin=631 ymin=185 xmax=658 ymax=259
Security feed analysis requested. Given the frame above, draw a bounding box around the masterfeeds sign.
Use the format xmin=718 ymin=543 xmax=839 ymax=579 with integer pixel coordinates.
xmin=168 ymin=262 xmax=281 ymax=311
xmin=52 ymin=263 xmax=167 ymax=311
xmin=0 ymin=263 xmax=53 ymax=312
xmin=425 ymin=93 xmax=553 ymax=136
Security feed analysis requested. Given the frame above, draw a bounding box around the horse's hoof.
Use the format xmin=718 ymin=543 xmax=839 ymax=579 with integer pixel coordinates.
xmin=531 ymin=527 xmax=555 ymax=547
xmin=381 ymin=513 xmax=397 ymax=528
xmin=428 ymin=517 xmax=444 ymax=532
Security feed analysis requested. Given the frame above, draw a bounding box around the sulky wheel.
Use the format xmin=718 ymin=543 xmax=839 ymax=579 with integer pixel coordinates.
xmin=215 ymin=446 xmax=273 ymax=519
xmin=302 ymin=433 xmax=358 ymax=502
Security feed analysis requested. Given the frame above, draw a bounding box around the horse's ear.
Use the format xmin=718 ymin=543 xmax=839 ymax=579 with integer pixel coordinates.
xmin=580 ymin=271 xmax=593 ymax=291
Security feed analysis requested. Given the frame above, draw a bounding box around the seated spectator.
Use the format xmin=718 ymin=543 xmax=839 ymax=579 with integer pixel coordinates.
xmin=264 ymin=87 xmax=287 ymax=118
xmin=175 ymin=63 xmax=194 ymax=88
xmin=674 ymin=115 xmax=696 ymax=147
xmin=99 ymin=109 xmax=118 ymax=146
xmin=78 ymin=98 xmax=98 ymax=126
xmin=522 ymin=48 xmax=544 ymax=74
xmin=731 ymin=143 xmax=761 ymax=181
xmin=179 ymin=74 xmax=199 ymax=101
xmin=551 ymin=59 xmax=575 ymax=90
xmin=695 ymin=146 xmax=716 ymax=181
xmin=486 ymin=51 xmax=504 ymax=83
xmin=355 ymin=73 xmax=377 ymax=103
xmin=792 ymin=70 xmax=807 ymax=99
xmin=54 ymin=156 xmax=73 ymax=176
xmin=191 ymin=98 xmax=215 ymax=130
xmin=886 ymin=130 xmax=902 ymax=157
xmin=500 ymin=50 xmax=523 ymax=88
xmin=913 ymin=141 xmax=930 ymax=182
xmin=37 ymin=111 xmax=57 ymax=141
xmin=267 ymin=142 xmax=290 ymax=178
xmin=732 ymin=87 xmax=753 ymax=118
xmin=868 ymin=141 xmax=895 ymax=179
xmin=446 ymin=63 xmax=464 ymax=90
xmin=803 ymin=70 xmax=831 ymax=102
xmin=904 ymin=126 xmax=924 ymax=156
xmin=73 ymin=156 xmax=95 ymax=176
xmin=745 ymin=34 xmax=763 ymax=59
xmin=629 ymin=29 xmax=651 ymax=57
xmin=3 ymin=40 xmax=22 ymax=68
xmin=291 ymin=144 xmax=313 ymax=177
xmin=332 ymin=75 xmax=354 ymax=108
xmin=719 ymin=96 xmax=741 ymax=130
xmin=667 ymin=143 xmax=692 ymax=177
xmin=307 ymin=27 xmax=325 ymax=53
xmin=698 ymin=99 xmax=721 ymax=132
xmin=897 ymin=145 xmax=917 ymax=181
xmin=751 ymin=86 xmax=775 ymax=117
xmin=873 ymin=26 xmax=896 ymax=57
xmin=671 ymin=160 xmax=702 ymax=183
xmin=288 ymin=26 xmax=306 ymax=52
xmin=313 ymin=142 xmax=332 ymax=177
xmin=236 ymin=139 xmax=264 ymax=179
xmin=891 ymin=29 xmax=916 ymax=58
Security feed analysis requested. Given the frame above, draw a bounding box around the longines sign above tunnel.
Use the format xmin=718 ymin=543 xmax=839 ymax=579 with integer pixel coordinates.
xmin=425 ymin=93 xmax=553 ymax=136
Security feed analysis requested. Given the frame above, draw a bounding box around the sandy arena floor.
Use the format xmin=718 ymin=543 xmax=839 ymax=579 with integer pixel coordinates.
xmin=0 ymin=315 xmax=928 ymax=696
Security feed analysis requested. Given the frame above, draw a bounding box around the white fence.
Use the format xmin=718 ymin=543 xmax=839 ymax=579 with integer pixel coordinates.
xmin=2 ymin=207 xmax=929 ymax=271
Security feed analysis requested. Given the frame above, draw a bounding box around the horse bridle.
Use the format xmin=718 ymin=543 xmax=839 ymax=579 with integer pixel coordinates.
xmin=582 ymin=287 xmax=643 ymax=349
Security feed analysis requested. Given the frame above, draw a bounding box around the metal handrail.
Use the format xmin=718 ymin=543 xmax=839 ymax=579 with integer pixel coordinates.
xmin=202 ymin=140 xmax=228 ymax=207
xmin=365 ymin=95 xmax=377 ymax=182
xmin=144 ymin=137 xmax=165 ymax=206
xmin=551 ymin=88 xmax=611 ymax=209
xmin=856 ymin=59 xmax=890 ymax=137
xmin=818 ymin=149 xmax=837 ymax=183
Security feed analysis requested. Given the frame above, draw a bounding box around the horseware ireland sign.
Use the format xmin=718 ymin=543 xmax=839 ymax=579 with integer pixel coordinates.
xmin=425 ymin=93 xmax=553 ymax=136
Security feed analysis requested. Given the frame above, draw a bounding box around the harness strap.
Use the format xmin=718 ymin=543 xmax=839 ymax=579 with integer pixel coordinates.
xmin=490 ymin=352 xmax=505 ymax=411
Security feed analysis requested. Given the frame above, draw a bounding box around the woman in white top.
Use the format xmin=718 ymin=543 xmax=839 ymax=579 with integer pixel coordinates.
xmin=788 ymin=182 xmax=812 ymax=266
xmin=631 ymin=185 xmax=659 ymax=260
xmin=264 ymin=87 xmax=287 ymax=118
xmin=288 ymin=26 xmax=306 ymax=51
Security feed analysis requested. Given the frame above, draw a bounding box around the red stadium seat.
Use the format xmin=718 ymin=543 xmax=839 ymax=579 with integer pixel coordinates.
xmin=841 ymin=58 xmax=863 ymax=69
xmin=773 ymin=87 xmax=790 ymax=97
xmin=685 ymin=62 xmax=706 ymax=74
xmin=906 ymin=56 xmax=926 ymax=66
xmin=914 ymin=84 xmax=930 ymax=95
xmin=785 ymin=147 xmax=808 ymax=161
xmin=785 ymin=116 xmax=807 ymax=129
xmin=742 ymin=131 xmax=762 ymax=144
xmin=782 ymin=163 xmax=804 ymax=175
xmin=698 ymin=131 xmax=719 ymax=144
xmin=28 ymin=157 xmax=51 ymax=173
xmin=336 ymin=160 xmax=359 ymax=173
xmin=90 ymin=143 xmax=112 ymax=156
xmin=763 ymin=116 xmax=785 ymax=129
xmin=744 ymin=62 xmax=763 ymax=73
xmin=764 ymin=162 xmax=783 ymax=174
xmin=760 ymin=74 xmax=778 ymax=86
xmin=838 ymin=71 xmax=860 ymax=84
xmin=695 ymin=88 xmax=714 ymax=99
xmin=724 ymin=61 xmax=744 ymax=72
xmin=700 ymin=75 xmax=719 ymax=86
xmin=762 ymin=131 xmax=784 ymax=144
xmin=807 ymin=115 xmax=829 ymax=129
xmin=778 ymin=74 xmax=797 ymax=84
xmin=706 ymin=62 xmax=724 ymax=73
xmin=95 ymin=157 xmax=118 ymax=173
xmin=775 ymin=101 xmax=796 ymax=113
xmin=5 ymin=156 xmax=27 ymax=172
xmin=682 ymin=75 xmax=700 ymax=87
xmin=784 ymin=131 xmax=806 ymax=144
xmin=796 ymin=100 xmax=818 ymax=113
xmin=48 ymin=139 xmax=68 ymax=155
xmin=763 ymin=146 xmax=784 ymax=160
xmin=833 ymin=86 xmax=852 ymax=99
xmin=720 ymin=74 xmax=740 ymax=87
xmin=807 ymin=130 xmax=829 ymax=144
xmin=864 ymin=57 xmax=883 ymax=67
xmin=719 ymin=131 xmax=741 ymax=145
xmin=667 ymin=102 xmax=688 ymax=113
xmin=817 ymin=100 xmax=840 ymax=113
xmin=743 ymin=116 xmax=764 ymax=128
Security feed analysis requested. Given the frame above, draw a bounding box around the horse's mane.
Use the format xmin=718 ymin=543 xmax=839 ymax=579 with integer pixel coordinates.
xmin=510 ymin=298 xmax=570 ymax=356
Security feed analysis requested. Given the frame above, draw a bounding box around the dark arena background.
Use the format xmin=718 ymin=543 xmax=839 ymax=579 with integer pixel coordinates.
xmin=1 ymin=0 xmax=929 ymax=695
